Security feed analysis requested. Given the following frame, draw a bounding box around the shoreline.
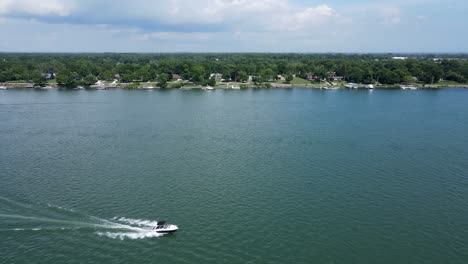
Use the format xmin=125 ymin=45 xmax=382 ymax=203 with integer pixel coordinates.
xmin=1 ymin=82 xmax=468 ymax=90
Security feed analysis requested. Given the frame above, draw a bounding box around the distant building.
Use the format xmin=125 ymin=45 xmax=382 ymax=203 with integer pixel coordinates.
xmin=392 ymin=57 xmax=408 ymax=60
xmin=306 ymin=73 xmax=319 ymax=81
xmin=277 ymin=75 xmax=286 ymax=81
xmin=42 ymin=73 xmax=56 ymax=80
xmin=114 ymin=73 xmax=121 ymax=79
xmin=331 ymin=76 xmax=344 ymax=81
xmin=172 ymin=74 xmax=182 ymax=81
xmin=210 ymin=73 xmax=223 ymax=81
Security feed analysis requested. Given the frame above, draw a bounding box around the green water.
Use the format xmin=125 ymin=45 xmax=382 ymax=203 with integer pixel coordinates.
xmin=1 ymin=88 xmax=467 ymax=263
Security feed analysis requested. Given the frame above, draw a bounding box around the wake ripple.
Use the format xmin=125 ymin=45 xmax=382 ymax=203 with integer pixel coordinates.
xmin=0 ymin=197 xmax=169 ymax=240
xmin=96 ymin=217 xmax=166 ymax=240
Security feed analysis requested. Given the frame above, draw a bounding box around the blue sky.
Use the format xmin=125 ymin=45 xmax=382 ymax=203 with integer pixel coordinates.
xmin=0 ymin=0 xmax=466 ymax=52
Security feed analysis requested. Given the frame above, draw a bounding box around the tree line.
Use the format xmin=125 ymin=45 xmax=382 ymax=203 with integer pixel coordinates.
xmin=1 ymin=53 xmax=468 ymax=87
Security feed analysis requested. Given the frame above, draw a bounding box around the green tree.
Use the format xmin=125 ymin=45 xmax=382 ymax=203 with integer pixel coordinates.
xmin=445 ymin=71 xmax=466 ymax=83
xmin=207 ymin=77 xmax=216 ymax=86
xmin=157 ymin=73 xmax=169 ymax=88
xmin=82 ymin=74 xmax=97 ymax=86
xmin=191 ymin=65 xmax=205 ymax=83
xmin=285 ymin=74 xmax=294 ymax=83
xmin=237 ymin=71 xmax=248 ymax=82
xmin=32 ymin=73 xmax=46 ymax=87
xmin=57 ymin=71 xmax=79 ymax=88
xmin=379 ymin=70 xmax=400 ymax=84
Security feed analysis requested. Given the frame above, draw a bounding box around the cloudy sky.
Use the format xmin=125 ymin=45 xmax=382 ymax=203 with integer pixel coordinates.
xmin=0 ymin=0 xmax=466 ymax=52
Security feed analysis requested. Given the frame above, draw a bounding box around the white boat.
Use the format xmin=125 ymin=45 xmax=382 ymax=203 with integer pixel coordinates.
xmin=401 ymin=85 xmax=417 ymax=90
xmin=203 ymin=86 xmax=214 ymax=90
xmin=366 ymin=84 xmax=374 ymax=89
xmin=346 ymin=83 xmax=359 ymax=89
xmin=0 ymin=86 xmax=6 ymax=90
xmin=141 ymin=86 xmax=155 ymax=90
xmin=92 ymin=80 xmax=107 ymax=90
xmin=149 ymin=221 xmax=178 ymax=233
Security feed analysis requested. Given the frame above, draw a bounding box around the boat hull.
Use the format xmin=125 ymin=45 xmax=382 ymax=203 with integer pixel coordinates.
xmin=156 ymin=229 xmax=178 ymax=233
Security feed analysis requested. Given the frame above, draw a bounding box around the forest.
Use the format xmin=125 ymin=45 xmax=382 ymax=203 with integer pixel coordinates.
xmin=1 ymin=53 xmax=468 ymax=87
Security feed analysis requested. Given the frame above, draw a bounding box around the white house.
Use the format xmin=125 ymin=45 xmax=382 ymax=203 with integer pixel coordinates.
xmin=210 ymin=73 xmax=223 ymax=81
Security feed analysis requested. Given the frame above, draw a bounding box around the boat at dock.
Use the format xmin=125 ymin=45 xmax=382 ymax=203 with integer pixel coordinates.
xmin=346 ymin=83 xmax=359 ymax=89
xmin=401 ymin=85 xmax=418 ymax=90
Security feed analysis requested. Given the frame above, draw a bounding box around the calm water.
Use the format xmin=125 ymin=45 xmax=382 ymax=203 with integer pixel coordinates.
xmin=1 ymin=88 xmax=467 ymax=263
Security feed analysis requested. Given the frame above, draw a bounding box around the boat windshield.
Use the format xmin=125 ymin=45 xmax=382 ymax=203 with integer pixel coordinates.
xmin=154 ymin=221 xmax=167 ymax=229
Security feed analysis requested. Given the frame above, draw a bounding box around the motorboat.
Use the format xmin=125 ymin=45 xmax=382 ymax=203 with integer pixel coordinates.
xmin=346 ymin=83 xmax=359 ymax=89
xmin=151 ymin=221 xmax=178 ymax=233
xmin=366 ymin=84 xmax=374 ymax=89
xmin=0 ymin=86 xmax=6 ymax=90
xmin=401 ymin=85 xmax=417 ymax=90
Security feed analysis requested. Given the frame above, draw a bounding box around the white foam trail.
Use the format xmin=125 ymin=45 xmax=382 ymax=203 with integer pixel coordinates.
xmin=95 ymin=217 xmax=168 ymax=240
xmin=1 ymin=198 xmax=168 ymax=240
xmin=116 ymin=217 xmax=159 ymax=227
xmin=96 ymin=230 xmax=165 ymax=240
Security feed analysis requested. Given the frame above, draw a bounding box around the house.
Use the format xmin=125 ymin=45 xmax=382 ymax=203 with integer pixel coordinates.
xmin=392 ymin=57 xmax=408 ymax=60
xmin=210 ymin=73 xmax=223 ymax=81
xmin=114 ymin=73 xmax=121 ymax=80
xmin=277 ymin=75 xmax=286 ymax=81
xmin=172 ymin=74 xmax=182 ymax=81
xmin=42 ymin=73 xmax=56 ymax=80
xmin=331 ymin=76 xmax=344 ymax=81
xmin=306 ymin=73 xmax=319 ymax=81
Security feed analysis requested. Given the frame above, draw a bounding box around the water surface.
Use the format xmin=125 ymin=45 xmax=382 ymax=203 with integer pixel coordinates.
xmin=1 ymin=88 xmax=467 ymax=263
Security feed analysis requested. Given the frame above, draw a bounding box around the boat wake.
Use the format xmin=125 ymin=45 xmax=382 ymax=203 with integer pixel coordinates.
xmin=0 ymin=197 xmax=167 ymax=240
xmin=96 ymin=217 xmax=166 ymax=240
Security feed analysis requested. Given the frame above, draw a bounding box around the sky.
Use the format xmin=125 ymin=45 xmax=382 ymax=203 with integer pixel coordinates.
xmin=0 ymin=0 xmax=466 ymax=52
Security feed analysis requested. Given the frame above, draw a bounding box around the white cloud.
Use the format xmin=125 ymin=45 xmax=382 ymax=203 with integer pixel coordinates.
xmin=137 ymin=32 xmax=215 ymax=41
xmin=274 ymin=4 xmax=336 ymax=31
xmin=0 ymin=0 xmax=74 ymax=16
xmin=0 ymin=0 xmax=464 ymax=52
xmin=0 ymin=0 xmax=344 ymax=36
